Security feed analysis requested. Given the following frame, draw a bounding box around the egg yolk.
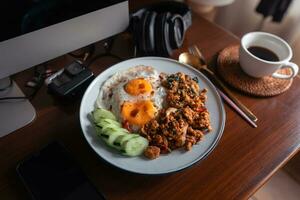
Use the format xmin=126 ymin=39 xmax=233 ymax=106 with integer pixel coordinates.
xmin=124 ymin=78 xmax=152 ymax=96
xmin=121 ymin=100 xmax=156 ymax=126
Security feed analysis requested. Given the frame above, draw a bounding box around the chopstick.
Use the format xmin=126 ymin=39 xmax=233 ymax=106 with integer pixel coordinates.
xmin=185 ymin=45 xmax=258 ymax=128
xmin=190 ymin=45 xmax=258 ymax=122
xmin=217 ymin=89 xmax=257 ymax=128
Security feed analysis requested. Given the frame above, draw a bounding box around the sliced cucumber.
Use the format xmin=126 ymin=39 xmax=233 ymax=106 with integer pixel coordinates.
xmin=102 ymin=127 xmax=128 ymax=138
xmin=102 ymin=126 xmax=128 ymax=135
xmin=100 ymin=127 xmax=128 ymax=148
xmin=106 ymin=131 xmax=127 ymax=148
xmin=92 ymin=108 xmax=116 ymax=123
xmin=113 ymin=134 xmax=139 ymax=149
xmin=99 ymin=131 xmax=110 ymax=140
xmin=95 ymin=122 xmax=119 ymax=134
xmin=92 ymin=108 xmax=149 ymax=156
xmin=94 ymin=125 xmax=102 ymax=137
xmin=97 ymin=126 xmax=126 ymax=141
xmin=97 ymin=118 xmax=121 ymax=129
xmin=122 ymin=136 xmax=149 ymax=156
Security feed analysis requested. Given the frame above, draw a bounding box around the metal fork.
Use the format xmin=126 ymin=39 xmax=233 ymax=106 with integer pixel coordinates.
xmin=188 ymin=45 xmax=258 ymax=122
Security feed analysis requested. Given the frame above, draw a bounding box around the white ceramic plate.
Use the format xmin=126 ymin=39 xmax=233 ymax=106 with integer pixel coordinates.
xmin=80 ymin=57 xmax=225 ymax=175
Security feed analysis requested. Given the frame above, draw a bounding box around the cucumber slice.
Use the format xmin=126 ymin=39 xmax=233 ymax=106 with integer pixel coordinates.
xmin=102 ymin=126 xmax=128 ymax=136
xmin=97 ymin=126 xmax=126 ymax=139
xmin=97 ymin=119 xmax=121 ymax=129
xmin=122 ymin=136 xmax=149 ymax=156
xmin=94 ymin=125 xmax=102 ymax=137
xmin=99 ymin=131 xmax=110 ymax=140
xmin=102 ymin=123 xmax=125 ymax=133
xmin=92 ymin=108 xmax=116 ymax=123
xmin=101 ymin=127 xmax=127 ymax=146
xmin=106 ymin=131 xmax=127 ymax=148
xmin=91 ymin=109 xmax=149 ymax=156
xmin=95 ymin=122 xmax=118 ymax=132
xmin=113 ymin=134 xmax=139 ymax=149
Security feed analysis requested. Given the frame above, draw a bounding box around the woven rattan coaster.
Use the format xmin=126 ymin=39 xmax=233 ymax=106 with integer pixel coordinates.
xmin=217 ymin=45 xmax=293 ymax=97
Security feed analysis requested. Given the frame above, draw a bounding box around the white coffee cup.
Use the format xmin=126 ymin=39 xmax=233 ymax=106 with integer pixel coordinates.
xmin=239 ymin=32 xmax=298 ymax=79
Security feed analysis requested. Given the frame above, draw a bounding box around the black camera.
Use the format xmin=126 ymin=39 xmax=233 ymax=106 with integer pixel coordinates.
xmin=46 ymin=61 xmax=94 ymax=99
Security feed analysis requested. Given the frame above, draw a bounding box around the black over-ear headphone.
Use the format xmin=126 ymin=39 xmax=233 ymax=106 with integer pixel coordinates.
xmin=130 ymin=1 xmax=192 ymax=57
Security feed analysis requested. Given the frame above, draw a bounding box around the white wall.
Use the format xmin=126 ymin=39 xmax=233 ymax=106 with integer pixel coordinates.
xmin=213 ymin=0 xmax=300 ymax=64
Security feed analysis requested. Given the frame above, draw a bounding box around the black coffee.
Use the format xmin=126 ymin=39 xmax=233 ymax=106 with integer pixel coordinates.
xmin=247 ymin=46 xmax=279 ymax=62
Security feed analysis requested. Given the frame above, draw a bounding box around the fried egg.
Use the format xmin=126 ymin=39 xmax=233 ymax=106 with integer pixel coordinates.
xmin=96 ymin=65 xmax=166 ymax=131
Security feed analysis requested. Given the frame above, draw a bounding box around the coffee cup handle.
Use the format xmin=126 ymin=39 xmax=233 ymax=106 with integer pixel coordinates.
xmin=272 ymin=62 xmax=299 ymax=79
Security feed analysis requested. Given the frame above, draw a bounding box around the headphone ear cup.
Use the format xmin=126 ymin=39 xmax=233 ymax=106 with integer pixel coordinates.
xmin=130 ymin=15 xmax=142 ymax=55
xmin=144 ymin=12 xmax=157 ymax=55
xmin=140 ymin=11 xmax=151 ymax=55
xmin=133 ymin=13 xmax=145 ymax=56
xmin=131 ymin=1 xmax=191 ymax=56
xmin=154 ymin=13 xmax=163 ymax=56
xmin=155 ymin=12 xmax=172 ymax=57
xmin=168 ymin=14 xmax=185 ymax=49
xmin=163 ymin=12 xmax=174 ymax=57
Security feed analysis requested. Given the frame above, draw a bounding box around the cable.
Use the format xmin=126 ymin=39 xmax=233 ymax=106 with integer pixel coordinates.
xmin=0 ymin=65 xmax=52 ymax=102
xmin=0 ymin=96 xmax=28 ymax=101
xmin=85 ymin=37 xmax=123 ymax=67
xmin=0 ymin=77 xmax=43 ymax=101
xmin=1 ymin=36 xmax=123 ymax=101
xmin=68 ymin=44 xmax=95 ymax=60
xmin=86 ymin=52 xmax=122 ymax=68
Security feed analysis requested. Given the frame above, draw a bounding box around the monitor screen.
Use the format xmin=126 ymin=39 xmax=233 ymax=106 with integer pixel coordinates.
xmin=0 ymin=0 xmax=128 ymax=137
xmin=1 ymin=0 xmax=126 ymax=42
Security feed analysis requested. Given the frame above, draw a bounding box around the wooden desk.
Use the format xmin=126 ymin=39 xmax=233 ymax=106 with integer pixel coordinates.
xmin=1 ymin=16 xmax=300 ymax=200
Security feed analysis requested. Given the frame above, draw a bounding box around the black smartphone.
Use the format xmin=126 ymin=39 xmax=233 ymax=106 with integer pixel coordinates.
xmin=16 ymin=142 xmax=105 ymax=200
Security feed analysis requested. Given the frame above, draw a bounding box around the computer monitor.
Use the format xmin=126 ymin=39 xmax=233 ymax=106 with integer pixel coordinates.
xmin=0 ymin=0 xmax=129 ymax=137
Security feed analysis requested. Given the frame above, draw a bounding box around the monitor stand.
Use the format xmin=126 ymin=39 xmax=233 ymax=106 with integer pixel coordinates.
xmin=0 ymin=79 xmax=36 ymax=137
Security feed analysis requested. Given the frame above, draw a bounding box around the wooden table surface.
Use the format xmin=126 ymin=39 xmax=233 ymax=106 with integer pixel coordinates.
xmin=1 ymin=15 xmax=300 ymax=200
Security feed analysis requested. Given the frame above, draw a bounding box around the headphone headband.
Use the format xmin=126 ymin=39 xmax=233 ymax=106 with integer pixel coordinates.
xmin=130 ymin=1 xmax=192 ymax=57
xmin=131 ymin=1 xmax=192 ymax=31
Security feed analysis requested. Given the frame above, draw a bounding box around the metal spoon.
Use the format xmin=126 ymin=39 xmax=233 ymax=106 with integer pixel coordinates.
xmin=179 ymin=48 xmax=258 ymax=122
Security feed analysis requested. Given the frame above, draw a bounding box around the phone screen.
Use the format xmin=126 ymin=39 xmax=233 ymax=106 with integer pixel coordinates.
xmin=16 ymin=142 xmax=105 ymax=200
